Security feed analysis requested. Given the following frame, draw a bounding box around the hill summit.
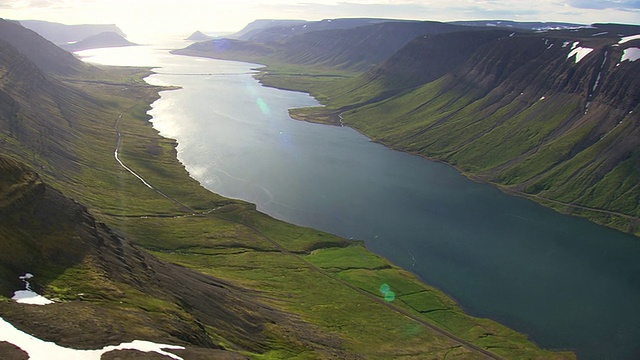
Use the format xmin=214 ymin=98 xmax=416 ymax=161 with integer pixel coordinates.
xmin=186 ymin=30 xmax=211 ymax=41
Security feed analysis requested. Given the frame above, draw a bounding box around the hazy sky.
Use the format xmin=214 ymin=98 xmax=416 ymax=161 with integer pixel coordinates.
xmin=1 ymin=0 xmax=639 ymax=40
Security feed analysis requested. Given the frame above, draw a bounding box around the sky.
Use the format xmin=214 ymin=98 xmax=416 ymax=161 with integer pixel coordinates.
xmin=1 ymin=0 xmax=639 ymax=40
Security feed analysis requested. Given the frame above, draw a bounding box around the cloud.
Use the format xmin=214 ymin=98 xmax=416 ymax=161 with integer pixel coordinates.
xmin=0 ymin=0 xmax=23 ymax=8
xmin=0 ymin=0 xmax=83 ymax=8
xmin=567 ymin=0 xmax=640 ymax=10
xmin=0 ymin=0 xmax=51 ymax=8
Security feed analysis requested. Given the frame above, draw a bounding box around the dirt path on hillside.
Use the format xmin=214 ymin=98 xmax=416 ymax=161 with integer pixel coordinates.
xmin=113 ymin=109 xmax=193 ymax=213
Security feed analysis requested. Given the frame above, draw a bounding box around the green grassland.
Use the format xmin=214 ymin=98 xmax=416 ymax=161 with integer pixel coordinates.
xmin=2 ymin=64 xmax=577 ymax=358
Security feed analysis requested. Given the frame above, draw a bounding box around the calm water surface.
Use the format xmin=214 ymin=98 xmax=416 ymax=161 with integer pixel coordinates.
xmin=81 ymin=41 xmax=640 ymax=359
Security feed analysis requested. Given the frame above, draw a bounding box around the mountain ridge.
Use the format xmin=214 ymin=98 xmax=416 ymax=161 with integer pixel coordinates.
xmin=448 ymin=20 xmax=586 ymax=30
xmin=175 ymin=20 xmax=499 ymax=71
xmin=61 ymin=31 xmax=138 ymax=52
xmin=0 ymin=19 xmax=89 ymax=75
xmin=18 ymin=19 xmax=126 ymax=45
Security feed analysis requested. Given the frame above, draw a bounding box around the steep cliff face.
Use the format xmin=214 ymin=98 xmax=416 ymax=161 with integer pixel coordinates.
xmin=340 ymin=26 xmax=640 ymax=231
xmin=453 ymin=32 xmax=638 ymax=107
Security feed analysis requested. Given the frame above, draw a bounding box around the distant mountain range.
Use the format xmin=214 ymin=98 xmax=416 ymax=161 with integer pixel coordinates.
xmin=186 ymin=30 xmax=212 ymax=41
xmin=15 ymin=19 xmax=137 ymax=52
xmin=61 ymin=31 xmax=138 ymax=52
xmin=177 ymin=20 xmax=491 ymax=71
xmin=448 ymin=20 xmax=587 ymax=30
xmin=18 ymin=19 xmax=126 ymax=45
xmin=226 ymin=19 xmax=308 ymax=40
xmin=0 ymin=19 xmax=89 ymax=75
xmin=176 ymin=18 xmax=640 ymax=234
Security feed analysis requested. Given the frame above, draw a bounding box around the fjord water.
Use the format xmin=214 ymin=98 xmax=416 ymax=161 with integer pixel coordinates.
xmin=81 ymin=42 xmax=640 ymax=359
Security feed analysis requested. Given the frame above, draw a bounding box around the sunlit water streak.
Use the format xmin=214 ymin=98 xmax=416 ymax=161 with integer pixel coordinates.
xmin=80 ymin=40 xmax=640 ymax=359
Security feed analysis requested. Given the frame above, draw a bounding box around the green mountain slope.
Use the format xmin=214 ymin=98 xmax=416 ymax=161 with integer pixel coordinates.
xmin=0 ymin=155 xmax=298 ymax=358
xmin=308 ymin=26 xmax=640 ymax=234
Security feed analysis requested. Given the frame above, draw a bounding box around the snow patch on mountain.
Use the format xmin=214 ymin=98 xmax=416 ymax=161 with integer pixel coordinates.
xmin=621 ymin=47 xmax=640 ymax=63
xmin=0 ymin=317 xmax=185 ymax=360
xmin=12 ymin=273 xmax=53 ymax=305
xmin=567 ymin=46 xmax=594 ymax=63
xmin=619 ymin=34 xmax=640 ymax=44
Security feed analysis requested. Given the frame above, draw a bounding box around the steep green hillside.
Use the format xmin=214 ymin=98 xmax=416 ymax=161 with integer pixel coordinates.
xmin=0 ymin=19 xmax=573 ymax=359
xmin=209 ymin=23 xmax=640 ymax=235
xmin=336 ymin=29 xmax=640 ymax=234
xmin=0 ymin=155 xmax=300 ymax=359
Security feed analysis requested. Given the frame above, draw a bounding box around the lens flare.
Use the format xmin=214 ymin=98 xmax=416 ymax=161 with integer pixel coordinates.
xmin=379 ymin=283 xmax=395 ymax=302
xmin=256 ymin=98 xmax=270 ymax=115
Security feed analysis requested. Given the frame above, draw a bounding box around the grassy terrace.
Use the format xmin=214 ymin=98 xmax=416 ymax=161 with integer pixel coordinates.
xmin=25 ymin=65 xmax=574 ymax=358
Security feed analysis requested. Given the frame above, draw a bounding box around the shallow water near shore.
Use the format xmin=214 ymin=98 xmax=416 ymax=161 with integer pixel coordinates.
xmin=81 ymin=41 xmax=640 ymax=359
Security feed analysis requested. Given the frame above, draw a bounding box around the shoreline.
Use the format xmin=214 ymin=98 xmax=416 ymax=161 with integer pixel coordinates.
xmin=131 ymin=56 xmax=580 ymax=358
xmin=132 ymin=85 xmax=572 ymax=360
xmin=284 ymin=99 xmax=640 ymax=238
